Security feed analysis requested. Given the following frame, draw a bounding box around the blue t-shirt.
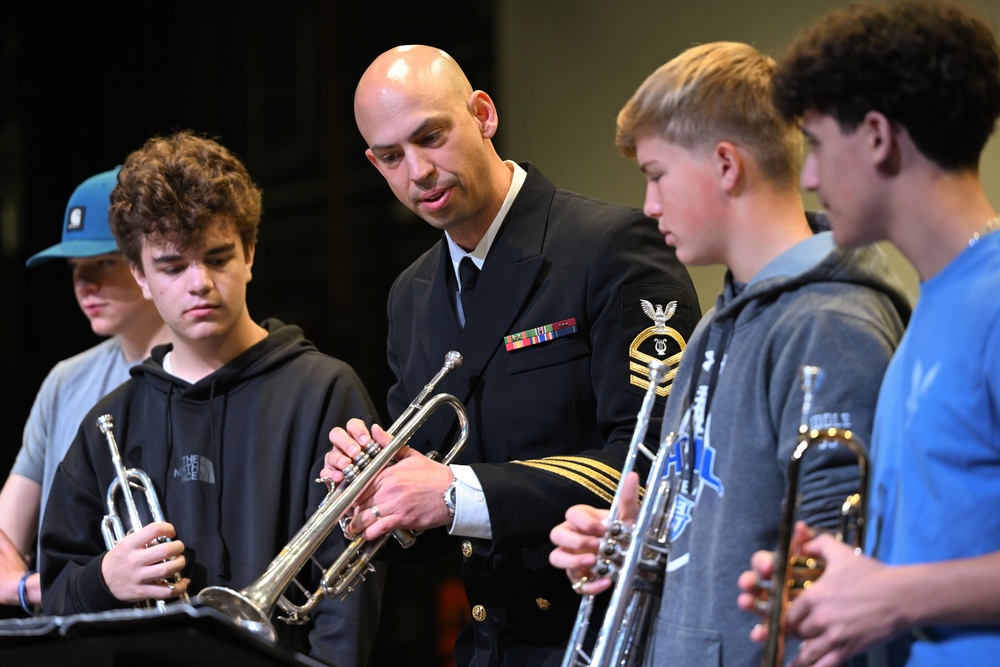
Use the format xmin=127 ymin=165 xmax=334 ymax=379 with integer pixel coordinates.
xmin=867 ymin=231 xmax=1000 ymax=665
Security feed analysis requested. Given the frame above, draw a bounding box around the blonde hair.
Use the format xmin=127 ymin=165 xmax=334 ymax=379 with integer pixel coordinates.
xmin=616 ymin=42 xmax=802 ymax=188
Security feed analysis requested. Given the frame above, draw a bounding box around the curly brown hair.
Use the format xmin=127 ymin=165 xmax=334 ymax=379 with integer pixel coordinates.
xmin=109 ymin=131 xmax=262 ymax=264
xmin=772 ymin=0 xmax=1000 ymax=171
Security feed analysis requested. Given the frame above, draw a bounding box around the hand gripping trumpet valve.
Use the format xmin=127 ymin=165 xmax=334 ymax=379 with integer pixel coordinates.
xmin=562 ymin=359 xmax=679 ymax=667
xmin=757 ymin=365 xmax=870 ymax=667
xmin=97 ymin=414 xmax=189 ymax=611
xmin=198 ymin=351 xmax=468 ymax=642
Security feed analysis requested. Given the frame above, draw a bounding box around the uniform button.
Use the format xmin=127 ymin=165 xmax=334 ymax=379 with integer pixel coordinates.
xmin=536 ymin=598 xmax=551 ymax=611
xmin=461 ymin=540 xmax=473 ymax=558
xmin=472 ymin=604 xmax=487 ymax=622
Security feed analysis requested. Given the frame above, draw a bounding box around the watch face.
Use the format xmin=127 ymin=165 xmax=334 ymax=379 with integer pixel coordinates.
xmin=445 ymin=480 xmax=458 ymax=517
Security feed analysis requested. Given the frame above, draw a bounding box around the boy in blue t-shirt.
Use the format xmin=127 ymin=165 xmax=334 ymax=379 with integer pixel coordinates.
xmin=738 ymin=2 xmax=1000 ymax=665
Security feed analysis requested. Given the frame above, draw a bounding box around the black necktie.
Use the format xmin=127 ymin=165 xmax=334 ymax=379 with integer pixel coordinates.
xmin=459 ymin=257 xmax=480 ymax=327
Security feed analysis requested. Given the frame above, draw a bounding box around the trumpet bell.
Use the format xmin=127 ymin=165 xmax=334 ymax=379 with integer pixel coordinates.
xmin=197 ymin=586 xmax=277 ymax=642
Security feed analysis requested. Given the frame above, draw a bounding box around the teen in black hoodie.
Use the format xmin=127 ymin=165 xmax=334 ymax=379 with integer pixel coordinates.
xmin=39 ymin=132 xmax=381 ymax=667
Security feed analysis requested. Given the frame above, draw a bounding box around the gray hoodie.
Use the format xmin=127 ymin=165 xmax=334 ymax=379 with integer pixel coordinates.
xmin=645 ymin=215 xmax=912 ymax=666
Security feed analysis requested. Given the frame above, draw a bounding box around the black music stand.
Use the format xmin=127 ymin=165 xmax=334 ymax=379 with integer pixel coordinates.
xmin=0 ymin=603 xmax=328 ymax=666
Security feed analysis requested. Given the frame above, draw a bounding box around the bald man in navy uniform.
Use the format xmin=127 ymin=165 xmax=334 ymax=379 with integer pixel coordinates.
xmin=324 ymin=45 xmax=699 ymax=667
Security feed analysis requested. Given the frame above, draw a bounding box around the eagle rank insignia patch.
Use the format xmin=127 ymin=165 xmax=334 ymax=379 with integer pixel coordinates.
xmin=629 ymin=299 xmax=686 ymax=397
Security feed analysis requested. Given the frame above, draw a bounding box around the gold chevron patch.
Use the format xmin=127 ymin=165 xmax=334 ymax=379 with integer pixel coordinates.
xmin=630 ymin=299 xmax=687 ymax=397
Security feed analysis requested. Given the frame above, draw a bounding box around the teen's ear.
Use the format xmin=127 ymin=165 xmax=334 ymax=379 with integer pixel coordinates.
xmin=864 ymin=111 xmax=900 ymax=175
xmin=244 ymin=243 xmax=255 ymax=283
xmin=715 ymin=141 xmax=744 ymax=194
xmin=130 ymin=263 xmax=152 ymax=300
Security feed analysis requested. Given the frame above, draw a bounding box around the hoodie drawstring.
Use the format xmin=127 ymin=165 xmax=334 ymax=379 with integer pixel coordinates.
xmin=208 ymin=377 xmax=231 ymax=579
xmin=682 ymin=313 xmax=734 ymax=488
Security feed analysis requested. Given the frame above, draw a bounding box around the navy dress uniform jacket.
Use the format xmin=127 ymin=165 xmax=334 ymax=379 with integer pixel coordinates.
xmin=384 ymin=164 xmax=700 ymax=666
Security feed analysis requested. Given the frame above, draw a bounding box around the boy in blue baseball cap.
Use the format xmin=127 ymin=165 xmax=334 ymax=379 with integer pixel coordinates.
xmin=0 ymin=167 xmax=167 ymax=614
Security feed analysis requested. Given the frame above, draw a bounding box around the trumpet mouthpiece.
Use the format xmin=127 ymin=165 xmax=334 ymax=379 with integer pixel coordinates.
xmin=444 ymin=351 xmax=463 ymax=370
xmin=97 ymin=414 xmax=114 ymax=433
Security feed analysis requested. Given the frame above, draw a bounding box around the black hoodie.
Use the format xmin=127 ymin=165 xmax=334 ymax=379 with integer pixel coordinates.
xmin=40 ymin=319 xmax=381 ymax=666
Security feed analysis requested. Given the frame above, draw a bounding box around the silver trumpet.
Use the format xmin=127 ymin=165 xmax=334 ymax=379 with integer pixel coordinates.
xmin=97 ymin=413 xmax=189 ymax=611
xmin=199 ymin=350 xmax=468 ymax=641
xmin=562 ymin=359 xmax=678 ymax=667
xmin=758 ymin=365 xmax=870 ymax=667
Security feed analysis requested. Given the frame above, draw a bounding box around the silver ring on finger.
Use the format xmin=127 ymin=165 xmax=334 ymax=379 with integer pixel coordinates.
xmin=370 ymin=505 xmax=381 ymax=519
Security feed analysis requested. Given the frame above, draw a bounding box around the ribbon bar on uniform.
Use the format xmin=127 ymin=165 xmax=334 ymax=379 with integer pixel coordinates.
xmin=504 ymin=318 xmax=578 ymax=352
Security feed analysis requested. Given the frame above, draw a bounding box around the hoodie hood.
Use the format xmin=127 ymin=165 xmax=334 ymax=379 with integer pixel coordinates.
xmin=711 ymin=212 xmax=913 ymax=328
xmin=681 ymin=211 xmax=913 ymax=427
xmin=133 ymin=318 xmax=316 ymax=399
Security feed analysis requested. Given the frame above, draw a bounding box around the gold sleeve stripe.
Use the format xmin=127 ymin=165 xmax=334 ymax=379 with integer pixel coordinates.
xmin=528 ymin=459 xmax=619 ymax=495
xmin=539 ymin=456 xmax=623 ymax=480
xmin=535 ymin=457 xmax=647 ymax=500
xmin=513 ymin=460 xmax=615 ymax=505
xmin=511 ymin=457 xmax=648 ymax=502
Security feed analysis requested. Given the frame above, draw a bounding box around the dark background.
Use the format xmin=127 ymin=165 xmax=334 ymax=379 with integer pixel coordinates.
xmin=0 ymin=2 xmax=495 ymax=664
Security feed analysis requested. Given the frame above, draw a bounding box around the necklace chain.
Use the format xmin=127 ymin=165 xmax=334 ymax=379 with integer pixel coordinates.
xmin=969 ymin=214 xmax=1000 ymax=248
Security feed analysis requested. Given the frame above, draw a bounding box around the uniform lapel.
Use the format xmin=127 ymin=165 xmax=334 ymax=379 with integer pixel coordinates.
xmin=414 ymin=242 xmax=464 ymax=381
xmin=440 ymin=165 xmax=552 ymax=406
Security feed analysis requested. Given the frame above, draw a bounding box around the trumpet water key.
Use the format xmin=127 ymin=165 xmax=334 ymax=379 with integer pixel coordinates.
xmin=97 ymin=413 xmax=189 ymax=610
xmin=199 ymin=351 xmax=468 ymax=642
xmin=759 ymin=365 xmax=870 ymax=667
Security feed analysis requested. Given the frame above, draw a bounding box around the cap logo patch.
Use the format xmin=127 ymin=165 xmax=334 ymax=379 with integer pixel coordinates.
xmin=67 ymin=206 xmax=85 ymax=231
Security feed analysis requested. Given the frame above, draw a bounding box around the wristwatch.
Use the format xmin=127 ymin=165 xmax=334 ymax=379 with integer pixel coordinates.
xmin=443 ymin=477 xmax=458 ymax=522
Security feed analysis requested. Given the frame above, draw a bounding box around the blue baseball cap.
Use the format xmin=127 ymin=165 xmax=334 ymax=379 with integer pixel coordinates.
xmin=26 ymin=166 xmax=122 ymax=267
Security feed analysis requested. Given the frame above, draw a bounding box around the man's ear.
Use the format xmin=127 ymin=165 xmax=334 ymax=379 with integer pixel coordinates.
xmin=469 ymin=90 xmax=499 ymax=139
xmin=130 ymin=263 xmax=152 ymax=300
xmin=715 ymin=141 xmax=744 ymax=194
xmin=365 ymin=148 xmax=385 ymax=172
